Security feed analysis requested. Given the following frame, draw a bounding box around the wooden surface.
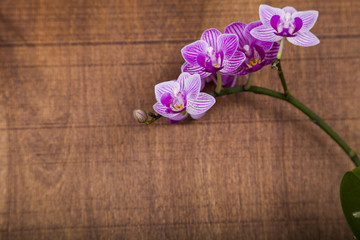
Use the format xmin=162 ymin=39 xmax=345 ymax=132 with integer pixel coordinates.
xmin=0 ymin=0 xmax=359 ymax=239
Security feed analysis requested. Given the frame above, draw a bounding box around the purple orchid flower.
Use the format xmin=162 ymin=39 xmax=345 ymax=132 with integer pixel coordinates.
xmin=153 ymin=72 xmax=216 ymax=122
xmin=250 ymin=4 xmax=319 ymax=47
xmin=225 ymin=21 xmax=280 ymax=75
xmin=181 ymin=28 xmax=246 ymax=78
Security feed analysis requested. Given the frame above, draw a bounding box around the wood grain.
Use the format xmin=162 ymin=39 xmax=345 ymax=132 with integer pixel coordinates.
xmin=0 ymin=0 xmax=359 ymax=239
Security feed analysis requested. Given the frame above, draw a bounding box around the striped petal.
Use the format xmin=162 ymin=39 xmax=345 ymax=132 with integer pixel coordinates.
xmin=187 ymin=92 xmax=216 ymax=117
xmin=154 ymin=80 xmax=179 ymax=103
xmin=201 ymin=28 xmax=222 ymax=49
xmin=263 ymin=42 xmax=280 ymax=65
xmin=250 ymin=25 xmax=283 ymax=42
xmin=287 ymin=31 xmax=320 ymax=47
xmin=230 ymin=63 xmax=251 ymax=76
xmin=181 ymin=74 xmax=201 ymax=100
xmin=225 ymin=22 xmax=248 ymax=48
xmin=181 ymin=40 xmax=208 ymax=65
xmin=153 ymin=102 xmax=178 ymax=119
xmin=181 ymin=62 xmax=211 ymax=78
xmin=292 ymin=10 xmax=319 ymax=31
xmin=259 ymin=4 xmax=284 ymax=27
xmin=217 ymin=33 xmax=239 ymax=60
xmin=282 ymin=6 xmax=297 ymax=15
xmin=221 ymin=50 xmax=246 ymax=73
xmin=245 ymin=21 xmax=274 ymax=50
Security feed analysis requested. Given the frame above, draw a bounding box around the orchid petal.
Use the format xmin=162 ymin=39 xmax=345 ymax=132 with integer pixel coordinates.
xmin=200 ymin=77 xmax=206 ymax=90
xmin=181 ymin=62 xmax=211 ymax=78
xmin=160 ymin=93 xmax=172 ymax=107
xmin=169 ymin=112 xmax=188 ymax=121
xmin=221 ymin=50 xmax=246 ymax=73
xmin=250 ymin=25 xmax=283 ymax=42
xmin=177 ymin=72 xmax=191 ymax=90
xmin=263 ymin=42 xmax=280 ymax=65
xmin=221 ymin=75 xmax=237 ymax=88
xmin=293 ymin=17 xmax=303 ymax=34
xmin=181 ymin=40 xmax=208 ymax=65
xmin=217 ymin=34 xmax=238 ymax=60
xmin=270 ymin=15 xmax=281 ymax=31
xmin=190 ymin=112 xmax=205 ymax=120
xmin=229 ymin=63 xmax=250 ymax=76
xmin=287 ymin=31 xmax=320 ymax=47
xmin=245 ymin=21 xmax=274 ymax=50
xmin=282 ymin=6 xmax=297 ymax=15
xmin=183 ymin=74 xmax=201 ymax=100
xmin=201 ymin=28 xmax=221 ymax=49
xmin=292 ymin=10 xmax=319 ymax=31
xmin=259 ymin=4 xmax=284 ymax=27
xmin=154 ymin=80 xmax=179 ymax=103
xmin=224 ymin=22 xmax=248 ymax=48
xmin=153 ymin=102 xmax=177 ymax=119
xmin=187 ymin=92 xmax=216 ymax=116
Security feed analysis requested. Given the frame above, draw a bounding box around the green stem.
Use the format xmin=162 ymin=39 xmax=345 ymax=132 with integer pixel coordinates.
xmin=212 ymin=86 xmax=360 ymax=167
xmin=273 ymin=59 xmax=289 ymax=96
xmin=244 ymin=73 xmax=254 ymax=90
xmin=277 ymin=38 xmax=285 ymax=60
xmin=215 ymin=71 xmax=222 ymax=94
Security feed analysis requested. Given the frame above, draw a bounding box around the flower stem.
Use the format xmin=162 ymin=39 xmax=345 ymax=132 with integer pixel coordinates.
xmin=244 ymin=73 xmax=254 ymax=90
xmin=212 ymin=86 xmax=360 ymax=167
xmin=272 ymin=59 xmax=289 ymax=97
xmin=276 ymin=38 xmax=285 ymax=60
xmin=215 ymin=71 xmax=222 ymax=94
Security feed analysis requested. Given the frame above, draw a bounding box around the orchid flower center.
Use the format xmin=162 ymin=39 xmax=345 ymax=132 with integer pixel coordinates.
xmin=170 ymin=89 xmax=186 ymax=112
xmin=271 ymin=13 xmax=303 ymax=37
xmin=206 ymin=46 xmax=221 ymax=67
xmin=243 ymin=45 xmax=250 ymax=51
xmin=249 ymin=58 xmax=259 ymax=66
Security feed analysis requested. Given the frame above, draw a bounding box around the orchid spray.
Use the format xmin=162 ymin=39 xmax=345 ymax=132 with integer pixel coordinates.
xmin=133 ymin=4 xmax=360 ymax=237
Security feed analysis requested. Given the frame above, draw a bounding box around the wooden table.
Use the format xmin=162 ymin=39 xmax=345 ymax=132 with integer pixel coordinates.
xmin=0 ymin=0 xmax=359 ymax=239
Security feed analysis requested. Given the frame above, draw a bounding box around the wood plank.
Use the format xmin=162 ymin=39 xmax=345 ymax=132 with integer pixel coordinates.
xmin=0 ymin=0 xmax=359 ymax=239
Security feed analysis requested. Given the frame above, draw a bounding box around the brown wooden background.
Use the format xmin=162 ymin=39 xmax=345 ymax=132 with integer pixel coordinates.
xmin=0 ymin=0 xmax=359 ymax=239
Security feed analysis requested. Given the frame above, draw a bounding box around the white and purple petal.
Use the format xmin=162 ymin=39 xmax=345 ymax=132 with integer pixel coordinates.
xmin=217 ymin=33 xmax=239 ymax=60
xmin=263 ymin=42 xmax=280 ymax=65
xmin=177 ymin=72 xmax=191 ymax=90
xmin=182 ymin=74 xmax=201 ymax=100
xmin=181 ymin=62 xmax=211 ymax=78
xmin=230 ymin=63 xmax=251 ymax=76
xmin=224 ymin=22 xmax=248 ymax=48
xmin=287 ymin=31 xmax=320 ymax=47
xmin=292 ymin=10 xmax=319 ymax=31
xmin=181 ymin=40 xmax=208 ymax=65
xmin=154 ymin=80 xmax=179 ymax=103
xmin=169 ymin=112 xmax=189 ymax=122
xmin=245 ymin=21 xmax=274 ymax=50
xmin=221 ymin=50 xmax=246 ymax=74
xmin=250 ymin=25 xmax=283 ymax=42
xmin=201 ymin=28 xmax=222 ymax=49
xmin=153 ymin=102 xmax=178 ymax=119
xmin=282 ymin=6 xmax=297 ymax=15
xmin=259 ymin=4 xmax=285 ymax=27
xmin=187 ymin=92 xmax=216 ymax=117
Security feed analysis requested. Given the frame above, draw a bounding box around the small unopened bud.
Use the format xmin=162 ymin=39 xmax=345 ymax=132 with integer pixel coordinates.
xmin=133 ymin=109 xmax=148 ymax=123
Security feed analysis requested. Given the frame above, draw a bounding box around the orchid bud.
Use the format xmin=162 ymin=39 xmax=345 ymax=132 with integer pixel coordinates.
xmin=133 ymin=109 xmax=148 ymax=123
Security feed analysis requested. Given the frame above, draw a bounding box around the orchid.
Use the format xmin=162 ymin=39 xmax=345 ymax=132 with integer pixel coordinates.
xmin=250 ymin=4 xmax=319 ymax=47
xmin=225 ymin=21 xmax=280 ymax=75
xmin=153 ymin=72 xmax=215 ymax=122
xmin=181 ymin=29 xmax=246 ymax=78
xmin=134 ymin=5 xmax=360 ymax=237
